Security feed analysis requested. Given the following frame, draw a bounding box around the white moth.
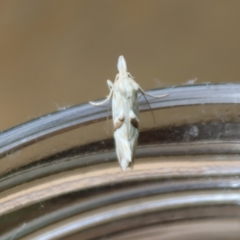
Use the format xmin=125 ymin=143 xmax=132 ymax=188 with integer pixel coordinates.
xmin=90 ymin=56 xmax=168 ymax=170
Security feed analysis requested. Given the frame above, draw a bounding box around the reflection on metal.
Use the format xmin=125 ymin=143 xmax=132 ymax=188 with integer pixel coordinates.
xmin=0 ymin=83 xmax=240 ymax=159
xmin=0 ymin=84 xmax=240 ymax=239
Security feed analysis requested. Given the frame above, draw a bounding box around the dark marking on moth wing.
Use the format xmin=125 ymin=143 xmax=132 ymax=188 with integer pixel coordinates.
xmin=130 ymin=117 xmax=139 ymax=129
xmin=129 ymin=110 xmax=139 ymax=129
xmin=114 ymin=117 xmax=124 ymax=131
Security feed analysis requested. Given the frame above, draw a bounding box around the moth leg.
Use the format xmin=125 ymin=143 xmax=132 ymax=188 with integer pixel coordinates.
xmin=107 ymin=80 xmax=114 ymax=91
xmin=89 ymin=92 xmax=112 ymax=106
xmin=139 ymin=86 xmax=169 ymax=98
xmin=89 ymin=80 xmax=114 ymax=106
xmin=114 ymin=109 xmax=124 ymax=130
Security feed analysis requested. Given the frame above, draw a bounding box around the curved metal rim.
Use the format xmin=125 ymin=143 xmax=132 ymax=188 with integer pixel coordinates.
xmin=0 ymin=83 xmax=239 ymax=158
xmin=10 ymin=190 xmax=240 ymax=240
xmin=2 ymin=177 xmax=240 ymax=240
xmin=1 ymin=140 xmax=240 ymax=193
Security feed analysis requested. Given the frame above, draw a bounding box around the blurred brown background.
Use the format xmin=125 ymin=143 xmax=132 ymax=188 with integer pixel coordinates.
xmin=0 ymin=0 xmax=240 ymax=131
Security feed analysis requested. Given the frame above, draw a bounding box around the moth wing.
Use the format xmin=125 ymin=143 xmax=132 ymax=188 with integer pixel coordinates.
xmin=112 ymin=88 xmax=124 ymax=130
xmin=114 ymin=125 xmax=132 ymax=170
xmin=112 ymin=78 xmax=140 ymax=170
xmin=126 ymin=79 xmax=140 ymax=168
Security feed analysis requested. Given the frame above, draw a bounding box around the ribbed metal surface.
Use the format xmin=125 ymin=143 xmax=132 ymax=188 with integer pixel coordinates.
xmin=0 ymin=84 xmax=240 ymax=240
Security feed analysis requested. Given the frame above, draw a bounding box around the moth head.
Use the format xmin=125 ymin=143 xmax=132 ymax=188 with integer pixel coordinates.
xmin=117 ymin=55 xmax=127 ymax=73
xmin=116 ymin=55 xmax=133 ymax=81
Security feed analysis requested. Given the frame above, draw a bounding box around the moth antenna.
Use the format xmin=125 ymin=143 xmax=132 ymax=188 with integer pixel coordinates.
xmin=117 ymin=55 xmax=127 ymax=73
xmin=140 ymin=92 xmax=156 ymax=125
